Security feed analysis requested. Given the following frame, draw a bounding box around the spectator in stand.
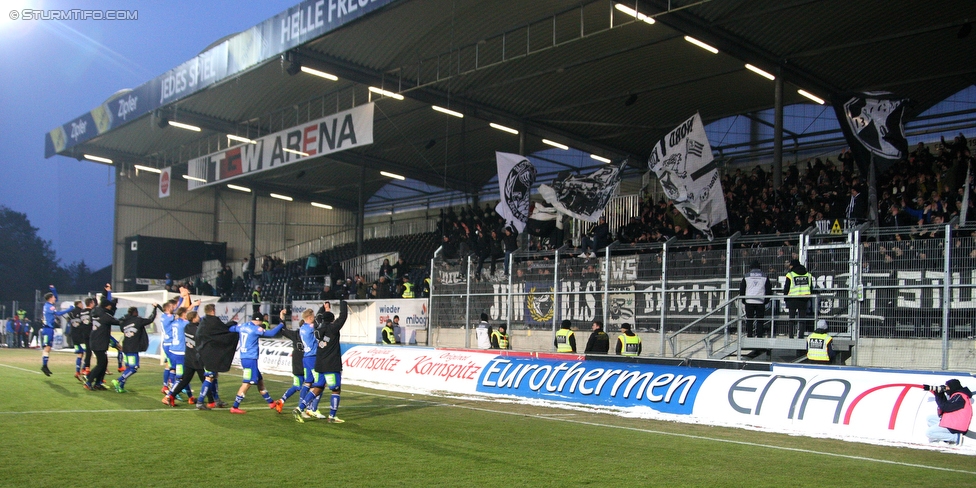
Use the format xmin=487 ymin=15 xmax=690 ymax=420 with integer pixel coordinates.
xmin=502 ymin=226 xmax=518 ymax=276
xmin=320 ymin=284 xmax=334 ymax=301
xmin=579 ymin=217 xmax=610 ymax=258
xmin=392 ymin=257 xmax=408 ymax=280
xmin=355 ymin=275 xmax=369 ymax=300
xmin=379 ymin=258 xmax=394 ymax=279
xmin=584 ymin=321 xmax=609 ymax=354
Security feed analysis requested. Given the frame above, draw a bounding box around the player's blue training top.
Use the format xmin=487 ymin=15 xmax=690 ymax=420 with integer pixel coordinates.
xmin=300 ymin=322 xmax=318 ymax=358
xmin=43 ymin=296 xmax=74 ymax=328
xmin=170 ymin=318 xmax=188 ymax=354
xmin=161 ymin=312 xmax=175 ymax=347
xmin=229 ymin=321 xmax=284 ymax=360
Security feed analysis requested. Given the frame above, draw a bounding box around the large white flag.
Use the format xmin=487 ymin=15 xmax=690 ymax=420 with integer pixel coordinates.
xmin=647 ymin=113 xmax=727 ymax=240
xmin=494 ymin=151 xmax=537 ymax=232
xmin=538 ymin=163 xmax=625 ymax=223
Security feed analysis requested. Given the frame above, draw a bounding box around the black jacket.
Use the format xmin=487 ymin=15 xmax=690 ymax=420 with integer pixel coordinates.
xmin=183 ymin=320 xmax=204 ymax=370
xmin=70 ymin=308 xmax=93 ymax=344
xmin=314 ymin=301 xmax=347 ymax=374
xmin=90 ymin=306 xmax=120 ymax=352
xmin=197 ymin=314 xmax=239 ymax=373
xmin=279 ymin=326 xmax=306 ymax=377
xmin=120 ymin=307 xmax=157 ymax=353
xmin=584 ymin=330 xmax=610 ymax=354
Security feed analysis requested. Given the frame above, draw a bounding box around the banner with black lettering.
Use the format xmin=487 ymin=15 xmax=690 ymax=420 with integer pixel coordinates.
xmin=647 ymin=113 xmax=727 ymax=240
xmin=833 ymin=92 xmax=910 ymax=176
xmin=538 ymin=163 xmax=625 ymax=222
xmin=494 ymin=152 xmax=537 ymax=233
xmin=186 ymin=103 xmax=374 ymax=189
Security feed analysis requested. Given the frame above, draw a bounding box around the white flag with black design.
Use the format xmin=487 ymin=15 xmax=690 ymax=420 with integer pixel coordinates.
xmin=833 ymin=92 xmax=910 ymax=176
xmin=538 ymin=162 xmax=625 ymax=222
xmin=647 ymin=112 xmax=727 ymax=240
xmin=494 ymin=151 xmax=537 ymax=233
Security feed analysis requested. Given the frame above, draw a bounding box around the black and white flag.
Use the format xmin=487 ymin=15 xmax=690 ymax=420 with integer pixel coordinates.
xmin=494 ymin=151 xmax=537 ymax=233
xmin=538 ymin=162 xmax=625 ymax=222
xmin=833 ymin=92 xmax=910 ymax=176
xmin=647 ymin=112 xmax=727 ymax=240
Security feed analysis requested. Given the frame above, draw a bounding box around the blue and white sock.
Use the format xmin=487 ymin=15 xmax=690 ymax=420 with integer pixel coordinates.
xmin=330 ymin=394 xmax=340 ymax=417
xmin=233 ymin=394 xmax=244 ymax=408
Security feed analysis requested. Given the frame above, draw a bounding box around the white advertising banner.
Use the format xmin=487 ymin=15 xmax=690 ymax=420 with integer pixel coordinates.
xmin=187 ymin=103 xmax=374 ymax=189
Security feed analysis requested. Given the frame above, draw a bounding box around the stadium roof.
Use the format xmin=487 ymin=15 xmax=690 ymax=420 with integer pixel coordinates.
xmin=47 ymin=0 xmax=976 ymax=210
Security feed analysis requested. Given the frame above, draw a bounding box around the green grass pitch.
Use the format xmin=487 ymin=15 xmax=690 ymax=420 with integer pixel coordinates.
xmin=0 ymin=349 xmax=972 ymax=487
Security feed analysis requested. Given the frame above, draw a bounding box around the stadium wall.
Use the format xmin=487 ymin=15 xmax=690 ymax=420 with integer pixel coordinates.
xmin=249 ymin=342 xmax=976 ymax=452
xmin=113 ymin=171 xmax=355 ymax=287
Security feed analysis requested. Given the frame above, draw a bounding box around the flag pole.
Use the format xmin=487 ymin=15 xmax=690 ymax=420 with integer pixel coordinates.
xmin=868 ymin=154 xmax=879 ymax=226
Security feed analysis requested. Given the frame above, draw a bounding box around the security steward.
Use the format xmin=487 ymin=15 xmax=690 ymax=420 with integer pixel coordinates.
xmin=400 ymin=275 xmax=415 ymax=298
xmin=783 ymin=259 xmax=814 ymax=339
xmin=615 ymin=323 xmax=641 ymax=356
xmin=554 ymin=320 xmax=576 ymax=353
xmin=251 ymin=285 xmax=262 ymax=315
xmin=490 ymin=324 xmax=510 ymax=350
xmin=381 ymin=319 xmax=399 ymax=345
xmin=584 ymin=321 xmax=610 ymax=354
xmin=806 ymin=319 xmax=834 ymax=363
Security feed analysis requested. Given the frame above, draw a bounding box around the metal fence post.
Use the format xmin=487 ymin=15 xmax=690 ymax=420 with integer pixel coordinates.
xmin=507 ymin=252 xmax=513 ymax=334
xmin=603 ymin=245 xmax=610 ymax=328
xmin=659 ymin=240 xmax=669 ymax=356
xmin=553 ymin=249 xmax=560 ymax=352
xmin=724 ymin=235 xmax=733 ymax=345
xmin=942 ymin=224 xmax=952 ymax=370
xmin=465 ymin=255 xmax=472 ymax=349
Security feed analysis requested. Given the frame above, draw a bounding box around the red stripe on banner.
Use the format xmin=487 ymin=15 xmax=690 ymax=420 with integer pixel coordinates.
xmin=842 ymin=383 xmax=921 ymax=428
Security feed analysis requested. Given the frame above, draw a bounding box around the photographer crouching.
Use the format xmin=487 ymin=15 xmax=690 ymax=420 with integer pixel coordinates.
xmin=923 ymin=379 xmax=973 ymax=445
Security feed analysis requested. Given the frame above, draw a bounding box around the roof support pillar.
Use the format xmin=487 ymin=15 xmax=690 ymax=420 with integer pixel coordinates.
xmin=356 ymin=165 xmax=365 ymax=256
xmin=772 ymin=69 xmax=784 ymax=191
xmin=248 ymin=190 xmax=257 ymax=277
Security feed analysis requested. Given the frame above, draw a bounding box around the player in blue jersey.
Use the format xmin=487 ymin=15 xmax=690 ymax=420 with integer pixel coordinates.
xmin=295 ymin=300 xmax=346 ymax=423
xmin=41 ymin=285 xmax=74 ymax=375
xmin=159 ymin=299 xmax=179 ymax=394
xmin=227 ymin=313 xmax=283 ymax=414
xmin=277 ymin=308 xmax=316 ymax=410
xmin=169 ymin=299 xmax=201 ymax=400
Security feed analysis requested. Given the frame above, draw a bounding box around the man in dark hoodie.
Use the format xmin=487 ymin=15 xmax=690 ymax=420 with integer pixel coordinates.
xmin=294 ymin=301 xmax=347 ymax=423
xmin=924 ymin=379 xmax=973 ymax=445
xmin=113 ymin=304 xmax=158 ymax=393
xmin=87 ymin=297 xmax=119 ymax=390
xmin=783 ymin=259 xmax=814 ymax=339
xmin=195 ymin=303 xmax=240 ymax=408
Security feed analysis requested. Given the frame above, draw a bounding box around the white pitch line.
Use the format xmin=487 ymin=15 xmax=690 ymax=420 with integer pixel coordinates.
xmin=0 ymin=362 xmax=44 ymax=375
xmin=345 ymin=388 xmax=976 ymax=476
xmin=0 ymin=408 xmax=194 ymax=415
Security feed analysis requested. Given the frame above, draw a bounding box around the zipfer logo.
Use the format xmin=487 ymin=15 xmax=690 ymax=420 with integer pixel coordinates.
xmin=10 ymin=10 xmax=138 ymax=21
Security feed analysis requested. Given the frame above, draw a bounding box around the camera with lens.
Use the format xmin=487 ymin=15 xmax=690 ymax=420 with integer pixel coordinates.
xmin=922 ymin=384 xmax=947 ymax=393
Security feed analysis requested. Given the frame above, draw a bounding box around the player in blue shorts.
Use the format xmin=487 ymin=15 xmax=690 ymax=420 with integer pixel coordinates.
xmin=227 ymin=313 xmax=283 ymax=414
xmin=41 ymin=285 xmax=75 ymax=376
xmin=278 ymin=308 xmax=317 ymax=411
xmin=295 ymin=300 xmax=346 ymax=423
xmin=159 ymin=299 xmax=178 ymax=394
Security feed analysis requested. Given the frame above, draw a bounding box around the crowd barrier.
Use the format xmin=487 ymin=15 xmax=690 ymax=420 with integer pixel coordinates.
xmin=245 ymin=341 xmax=975 ymax=452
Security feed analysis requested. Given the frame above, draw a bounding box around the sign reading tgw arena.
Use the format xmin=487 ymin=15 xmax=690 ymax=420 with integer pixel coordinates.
xmin=186 ymin=103 xmax=374 ymax=189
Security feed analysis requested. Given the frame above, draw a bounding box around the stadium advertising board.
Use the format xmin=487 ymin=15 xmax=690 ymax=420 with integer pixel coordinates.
xmin=693 ymin=365 xmax=976 ymax=446
xmin=45 ymin=0 xmax=398 ymax=157
xmin=186 ymin=103 xmax=374 ymax=189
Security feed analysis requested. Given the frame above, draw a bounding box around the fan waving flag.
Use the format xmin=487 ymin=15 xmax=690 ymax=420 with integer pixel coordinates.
xmin=538 ymin=162 xmax=625 ymax=222
xmin=647 ymin=112 xmax=727 ymax=240
xmin=833 ymin=92 xmax=910 ymax=176
xmin=494 ymin=151 xmax=538 ymax=232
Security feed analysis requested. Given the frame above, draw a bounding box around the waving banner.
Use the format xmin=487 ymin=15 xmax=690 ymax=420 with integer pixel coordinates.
xmin=494 ymin=152 xmax=537 ymax=232
xmin=833 ymin=92 xmax=910 ymax=176
xmin=648 ymin=113 xmax=727 ymax=240
xmin=539 ymin=163 xmax=625 ymax=222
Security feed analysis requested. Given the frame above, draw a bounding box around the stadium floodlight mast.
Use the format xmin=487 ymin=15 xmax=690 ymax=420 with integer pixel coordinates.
xmin=745 ymin=64 xmax=776 ymax=81
xmin=227 ymin=134 xmax=258 ymax=144
xmin=614 ymin=3 xmax=655 ymax=24
xmin=432 ymin=105 xmax=463 ymax=118
xmin=227 ymin=184 xmax=251 ymax=192
xmin=311 ymin=202 xmax=333 ymax=210
xmin=270 ymin=193 xmax=293 ymax=201
xmin=797 ymin=89 xmax=825 ymax=105
xmin=380 ymin=171 xmax=405 ymax=180
xmin=684 ymin=36 xmax=719 ymax=54
xmin=168 ymin=120 xmax=202 ymax=132
xmin=542 ymin=139 xmax=569 ymax=150
xmin=590 ymin=154 xmax=612 ymax=164
xmin=133 ymin=164 xmax=162 ymax=174
xmin=489 ymin=123 xmax=519 ymax=135
xmin=368 ymin=86 xmax=404 ymax=100
xmin=84 ymin=154 xmax=113 ymax=164
xmin=183 ymin=175 xmax=207 ymax=183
